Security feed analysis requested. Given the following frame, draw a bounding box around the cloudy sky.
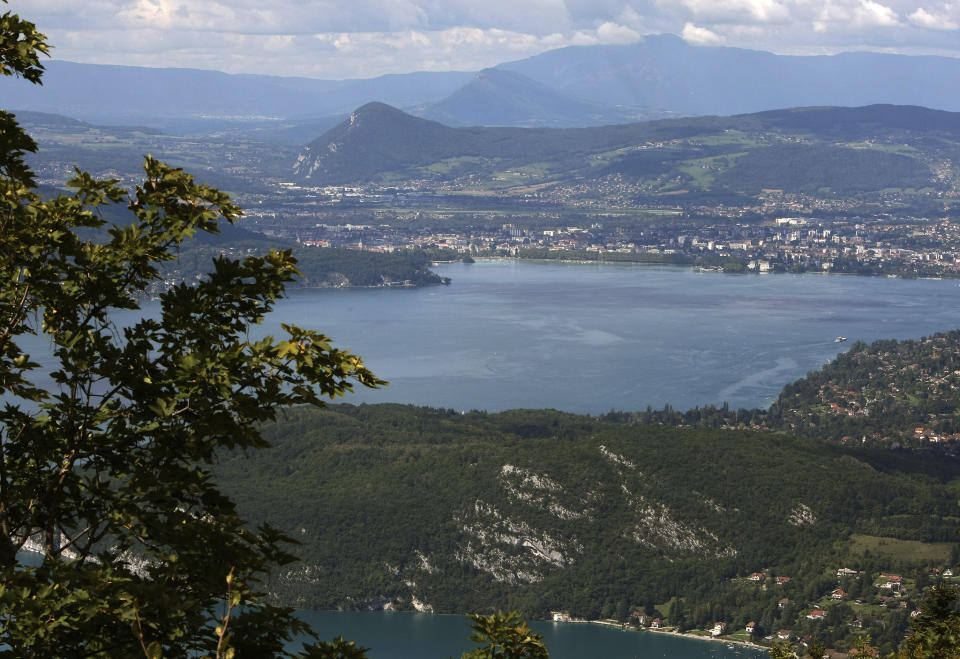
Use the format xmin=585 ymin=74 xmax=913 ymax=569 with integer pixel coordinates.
xmin=16 ymin=0 xmax=960 ymax=79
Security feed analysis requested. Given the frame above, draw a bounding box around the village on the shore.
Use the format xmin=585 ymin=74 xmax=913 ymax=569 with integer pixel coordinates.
xmin=551 ymin=564 xmax=959 ymax=657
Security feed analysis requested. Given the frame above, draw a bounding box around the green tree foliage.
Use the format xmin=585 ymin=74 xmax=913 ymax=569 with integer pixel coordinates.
xmin=717 ymin=143 xmax=932 ymax=195
xmin=0 ymin=5 xmax=385 ymax=656
xmin=460 ymin=611 xmax=549 ymax=659
xmin=300 ymin=636 xmax=370 ymax=659
xmin=805 ymin=639 xmax=827 ymax=659
xmin=768 ymin=644 xmax=796 ymax=658
xmin=897 ymin=582 xmax=960 ymax=658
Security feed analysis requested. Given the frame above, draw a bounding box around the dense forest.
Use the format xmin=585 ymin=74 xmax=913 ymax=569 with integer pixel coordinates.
xmin=215 ymin=401 xmax=960 ymax=655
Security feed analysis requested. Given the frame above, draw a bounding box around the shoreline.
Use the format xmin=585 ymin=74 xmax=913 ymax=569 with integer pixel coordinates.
xmin=568 ymin=619 xmax=768 ymax=653
xmin=466 ymin=255 xmax=959 ymax=280
xmin=643 ymin=626 xmax=767 ymax=652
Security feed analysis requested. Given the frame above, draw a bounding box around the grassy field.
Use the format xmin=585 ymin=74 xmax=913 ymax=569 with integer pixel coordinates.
xmin=848 ymin=534 xmax=955 ymax=563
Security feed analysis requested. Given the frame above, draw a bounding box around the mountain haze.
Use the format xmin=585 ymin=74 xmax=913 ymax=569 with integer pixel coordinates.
xmin=0 ymin=60 xmax=472 ymax=131
xmin=498 ymin=35 xmax=960 ymax=116
xmin=7 ymin=38 xmax=960 ymax=134
xmin=418 ymin=68 xmax=652 ymax=128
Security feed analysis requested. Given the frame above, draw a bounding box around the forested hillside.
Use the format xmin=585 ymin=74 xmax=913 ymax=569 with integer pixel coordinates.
xmin=216 ymin=404 xmax=960 ymax=654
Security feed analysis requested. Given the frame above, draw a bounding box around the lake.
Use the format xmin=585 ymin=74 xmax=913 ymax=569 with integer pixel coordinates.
xmin=293 ymin=610 xmax=769 ymax=659
xmin=21 ymin=260 xmax=960 ymax=414
xmin=264 ymin=260 xmax=960 ymax=414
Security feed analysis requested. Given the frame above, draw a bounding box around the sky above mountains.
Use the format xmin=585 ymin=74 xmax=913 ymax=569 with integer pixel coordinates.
xmin=19 ymin=0 xmax=960 ymax=79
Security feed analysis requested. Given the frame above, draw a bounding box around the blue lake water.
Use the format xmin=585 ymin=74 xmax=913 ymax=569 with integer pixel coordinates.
xmin=21 ymin=260 xmax=960 ymax=414
xmin=262 ymin=260 xmax=960 ymax=414
xmin=294 ymin=610 xmax=768 ymax=659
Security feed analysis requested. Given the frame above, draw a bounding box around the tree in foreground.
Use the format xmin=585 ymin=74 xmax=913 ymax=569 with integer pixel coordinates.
xmin=0 ymin=7 xmax=553 ymax=658
xmin=0 ymin=5 xmax=387 ymax=656
xmin=896 ymin=582 xmax=960 ymax=658
xmin=460 ymin=611 xmax=549 ymax=659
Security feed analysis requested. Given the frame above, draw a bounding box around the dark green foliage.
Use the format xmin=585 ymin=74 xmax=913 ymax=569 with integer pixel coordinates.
xmin=292 ymin=247 xmax=447 ymax=287
xmin=460 ymin=611 xmax=549 ymax=659
xmin=300 ymin=636 xmax=370 ymax=659
xmin=215 ymin=404 xmax=960 ymax=622
xmin=897 ymin=582 xmax=960 ymax=658
xmin=167 ymin=243 xmax=447 ymax=289
xmin=0 ymin=8 xmax=386 ymax=656
xmin=717 ymin=143 xmax=931 ymax=194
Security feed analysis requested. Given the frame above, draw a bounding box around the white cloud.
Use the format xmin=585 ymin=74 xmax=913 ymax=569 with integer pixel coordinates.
xmin=668 ymin=0 xmax=792 ymax=24
xmin=595 ymin=21 xmax=644 ymax=43
xmin=908 ymin=5 xmax=960 ymax=29
xmin=14 ymin=0 xmax=960 ymax=79
xmin=681 ymin=22 xmax=725 ymax=44
xmin=854 ymin=0 xmax=901 ymax=25
xmin=814 ymin=0 xmax=902 ymax=31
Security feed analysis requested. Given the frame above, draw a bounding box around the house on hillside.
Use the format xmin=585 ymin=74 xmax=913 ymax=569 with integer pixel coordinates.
xmin=711 ymin=622 xmax=727 ymax=637
xmin=748 ymin=572 xmax=764 ymax=582
xmin=551 ymin=611 xmax=571 ymax=623
xmin=879 ymin=574 xmax=902 ymax=591
xmin=776 ymin=576 xmax=792 ymax=585
xmin=806 ymin=609 xmax=826 ymax=620
xmin=831 ymin=588 xmax=848 ymax=600
xmin=837 ymin=567 xmax=859 ymax=578
xmin=745 ymin=621 xmax=756 ymax=634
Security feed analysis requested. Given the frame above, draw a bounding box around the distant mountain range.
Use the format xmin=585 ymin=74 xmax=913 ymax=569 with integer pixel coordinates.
xmin=5 ymin=36 xmax=960 ymax=133
xmin=292 ymin=102 xmax=960 ymax=198
xmin=497 ymin=34 xmax=960 ymax=117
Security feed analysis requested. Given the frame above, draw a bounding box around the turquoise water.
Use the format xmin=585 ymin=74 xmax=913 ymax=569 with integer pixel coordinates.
xmin=264 ymin=260 xmax=960 ymax=414
xmin=294 ymin=610 xmax=768 ymax=659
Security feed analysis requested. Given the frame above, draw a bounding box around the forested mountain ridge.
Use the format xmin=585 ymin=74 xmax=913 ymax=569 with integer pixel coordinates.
xmin=216 ymin=403 xmax=959 ymax=652
xmin=291 ymin=102 xmax=959 ymax=199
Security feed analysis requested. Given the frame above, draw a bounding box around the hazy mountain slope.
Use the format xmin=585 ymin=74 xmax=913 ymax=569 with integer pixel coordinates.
xmin=292 ymin=101 xmax=711 ymax=184
xmin=418 ymin=68 xmax=648 ymax=128
xmin=6 ymin=39 xmax=960 ymax=134
xmin=498 ymin=35 xmax=960 ymax=115
xmin=0 ymin=60 xmax=473 ymax=129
